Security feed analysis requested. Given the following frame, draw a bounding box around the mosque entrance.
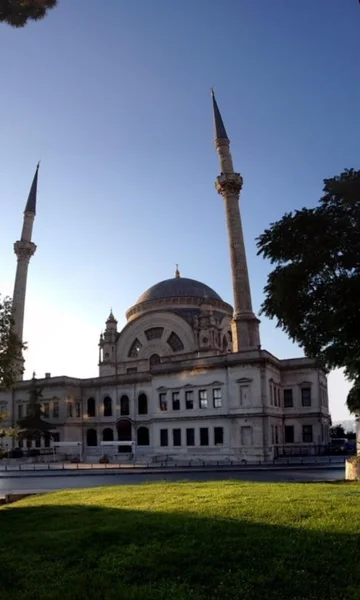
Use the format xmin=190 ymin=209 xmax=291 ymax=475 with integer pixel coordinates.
xmin=116 ymin=419 xmax=133 ymax=453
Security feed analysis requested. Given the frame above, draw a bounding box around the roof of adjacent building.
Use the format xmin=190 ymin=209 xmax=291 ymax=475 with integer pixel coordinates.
xmin=136 ymin=277 xmax=223 ymax=304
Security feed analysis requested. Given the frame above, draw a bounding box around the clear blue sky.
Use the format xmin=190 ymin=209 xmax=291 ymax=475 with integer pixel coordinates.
xmin=1 ymin=0 xmax=359 ymax=420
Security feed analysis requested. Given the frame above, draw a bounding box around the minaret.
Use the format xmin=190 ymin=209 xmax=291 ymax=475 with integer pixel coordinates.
xmin=12 ymin=164 xmax=39 ymax=363
xmin=212 ymin=91 xmax=260 ymax=352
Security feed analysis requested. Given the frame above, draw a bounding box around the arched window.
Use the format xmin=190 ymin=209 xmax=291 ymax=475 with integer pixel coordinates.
xmin=149 ymin=354 xmax=160 ymax=367
xmin=86 ymin=429 xmax=97 ymax=446
xmin=145 ymin=327 xmax=164 ymax=340
xmin=167 ymin=331 xmax=184 ymax=352
xmin=117 ymin=419 xmax=132 ymax=453
xmin=117 ymin=420 xmax=132 ymax=442
xmin=103 ymin=396 xmax=112 ymax=417
xmin=137 ymin=426 xmax=149 ymax=446
xmin=222 ymin=335 xmax=228 ymax=352
xmin=128 ymin=338 xmax=142 ymax=358
xmin=120 ymin=395 xmax=130 ymax=416
xmin=103 ymin=428 xmax=114 ymax=442
xmin=87 ymin=397 xmax=96 ymax=417
xmin=138 ymin=393 xmax=148 ymax=415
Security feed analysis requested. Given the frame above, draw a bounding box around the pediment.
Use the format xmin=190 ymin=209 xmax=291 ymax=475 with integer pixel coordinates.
xmin=236 ymin=378 xmax=253 ymax=384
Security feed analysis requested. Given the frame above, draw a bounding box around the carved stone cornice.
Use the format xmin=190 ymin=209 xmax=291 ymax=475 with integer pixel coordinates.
xmin=215 ymin=172 xmax=243 ymax=196
xmin=14 ymin=240 xmax=36 ymax=261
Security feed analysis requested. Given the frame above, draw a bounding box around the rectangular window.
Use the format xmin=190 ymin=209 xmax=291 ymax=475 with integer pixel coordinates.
xmin=67 ymin=402 xmax=73 ymax=418
xmin=284 ymin=425 xmax=294 ymax=444
xmin=53 ymin=401 xmax=59 ymax=418
xmin=159 ymin=393 xmax=167 ymax=412
xmin=35 ymin=435 xmax=41 ymax=448
xmin=185 ymin=390 xmax=194 ymax=410
xmin=53 ymin=432 xmax=60 ymax=443
xmin=172 ymin=392 xmax=180 ymax=411
xmin=273 ymin=386 xmax=277 ymax=406
xmin=43 ymin=402 xmax=50 ymax=418
xmin=214 ymin=427 xmax=224 ymax=445
xmin=301 ymin=387 xmax=311 ymax=407
xmin=277 ymin=388 xmax=281 ymax=407
xmin=160 ymin=429 xmax=168 ymax=447
xmin=283 ymin=389 xmax=293 ymax=408
xmin=173 ymin=429 xmax=181 ymax=446
xmin=302 ymin=425 xmax=313 ymax=443
xmin=199 ymin=390 xmax=208 ymax=409
xmin=270 ymin=384 xmax=273 ymax=405
xmin=18 ymin=405 xmax=23 ymax=419
xmin=186 ymin=428 xmax=195 ymax=446
xmin=200 ymin=427 xmax=209 ymax=446
xmin=18 ymin=438 xmax=23 ymax=449
xmin=75 ymin=402 xmax=81 ymax=418
xmin=127 ymin=367 xmax=137 ymax=374
xmin=213 ymin=388 xmax=222 ymax=408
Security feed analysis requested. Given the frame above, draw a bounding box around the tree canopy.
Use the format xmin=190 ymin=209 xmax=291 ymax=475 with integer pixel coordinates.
xmin=256 ymin=168 xmax=360 ymax=414
xmin=0 ymin=0 xmax=57 ymax=27
xmin=0 ymin=295 xmax=25 ymax=390
xmin=17 ymin=378 xmax=54 ymax=440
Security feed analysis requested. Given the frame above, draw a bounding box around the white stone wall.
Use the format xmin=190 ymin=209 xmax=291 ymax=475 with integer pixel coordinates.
xmin=0 ymin=352 xmax=330 ymax=462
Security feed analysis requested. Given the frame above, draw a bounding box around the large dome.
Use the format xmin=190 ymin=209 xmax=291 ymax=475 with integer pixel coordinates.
xmin=136 ymin=277 xmax=223 ymax=304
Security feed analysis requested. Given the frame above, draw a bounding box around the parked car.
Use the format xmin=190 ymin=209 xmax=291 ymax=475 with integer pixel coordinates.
xmin=330 ymin=438 xmax=352 ymax=454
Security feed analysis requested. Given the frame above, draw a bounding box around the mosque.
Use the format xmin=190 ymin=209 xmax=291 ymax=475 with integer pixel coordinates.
xmin=0 ymin=93 xmax=331 ymax=462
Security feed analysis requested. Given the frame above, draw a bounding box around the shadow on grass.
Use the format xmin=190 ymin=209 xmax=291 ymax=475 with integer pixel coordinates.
xmin=0 ymin=503 xmax=359 ymax=600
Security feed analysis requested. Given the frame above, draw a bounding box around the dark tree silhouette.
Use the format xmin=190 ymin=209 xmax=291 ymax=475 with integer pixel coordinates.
xmin=17 ymin=376 xmax=55 ymax=441
xmin=257 ymin=169 xmax=360 ymax=416
xmin=0 ymin=295 xmax=25 ymax=390
xmin=0 ymin=0 xmax=57 ymax=28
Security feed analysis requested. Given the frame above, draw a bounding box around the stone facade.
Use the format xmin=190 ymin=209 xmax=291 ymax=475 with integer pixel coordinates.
xmin=0 ymin=349 xmax=330 ymax=463
xmin=0 ymin=95 xmax=331 ymax=463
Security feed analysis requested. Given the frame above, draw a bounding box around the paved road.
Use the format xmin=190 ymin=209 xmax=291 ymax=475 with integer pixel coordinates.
xmin=0 ymin=467 xmax=344 ymax=494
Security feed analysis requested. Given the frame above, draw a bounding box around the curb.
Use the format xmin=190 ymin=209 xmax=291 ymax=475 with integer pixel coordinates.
xmin=0 ymin=464 xmax=345 ymax=478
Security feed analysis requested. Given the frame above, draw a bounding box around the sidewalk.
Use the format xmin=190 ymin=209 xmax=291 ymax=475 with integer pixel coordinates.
xmin=0 ymin=460 xmax=345 ymax=478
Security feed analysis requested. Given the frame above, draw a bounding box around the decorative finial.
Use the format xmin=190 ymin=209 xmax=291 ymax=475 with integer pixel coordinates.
xmin=175 ymin=264 xmax=180 ymax=279
xmin=32 ymin=371 xmax=36 ymax=380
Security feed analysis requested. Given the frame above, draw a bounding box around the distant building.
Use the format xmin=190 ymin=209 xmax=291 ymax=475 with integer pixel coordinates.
xmin=0 ymin=93 xmax=330 ymax=462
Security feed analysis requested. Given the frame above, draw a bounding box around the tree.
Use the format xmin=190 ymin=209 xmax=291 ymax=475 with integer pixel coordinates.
xmin=256 ymin=168 xmax=360 ymax=415
xmin=0 ymin=0 xmax=57 ymax=28
xmin=330 ymin=425 xmax=346 ymax=439
xmin=17 ymin=377 xmax=54 ymax=442
xmin=0 ymin=295 xmax=25 ymax=390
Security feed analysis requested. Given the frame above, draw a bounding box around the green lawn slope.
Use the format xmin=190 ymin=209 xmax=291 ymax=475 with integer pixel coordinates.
xmin=0 ymin=481 xmax=360 ymax=600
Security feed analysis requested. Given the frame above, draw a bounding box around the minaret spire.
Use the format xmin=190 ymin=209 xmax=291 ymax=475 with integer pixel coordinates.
xmin=212 ymin=91 xmax=260 ymax=351
xmin=12 ymin=164 xmax=39 ymax=374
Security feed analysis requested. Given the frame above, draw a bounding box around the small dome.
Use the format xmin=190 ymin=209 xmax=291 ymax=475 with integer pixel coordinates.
xmin=136 ymin=277 xmax=222 ymax=304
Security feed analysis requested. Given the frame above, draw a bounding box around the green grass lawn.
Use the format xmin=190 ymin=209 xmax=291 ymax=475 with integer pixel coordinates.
xmin=1 ymin=481 xmax=360 ymax=600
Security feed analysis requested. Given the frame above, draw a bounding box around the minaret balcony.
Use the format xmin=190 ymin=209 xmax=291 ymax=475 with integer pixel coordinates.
xmin=215 ymin=172 xmax=243 ymax=195
xmin=14 ymin=240 xmax=37 ymax=260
